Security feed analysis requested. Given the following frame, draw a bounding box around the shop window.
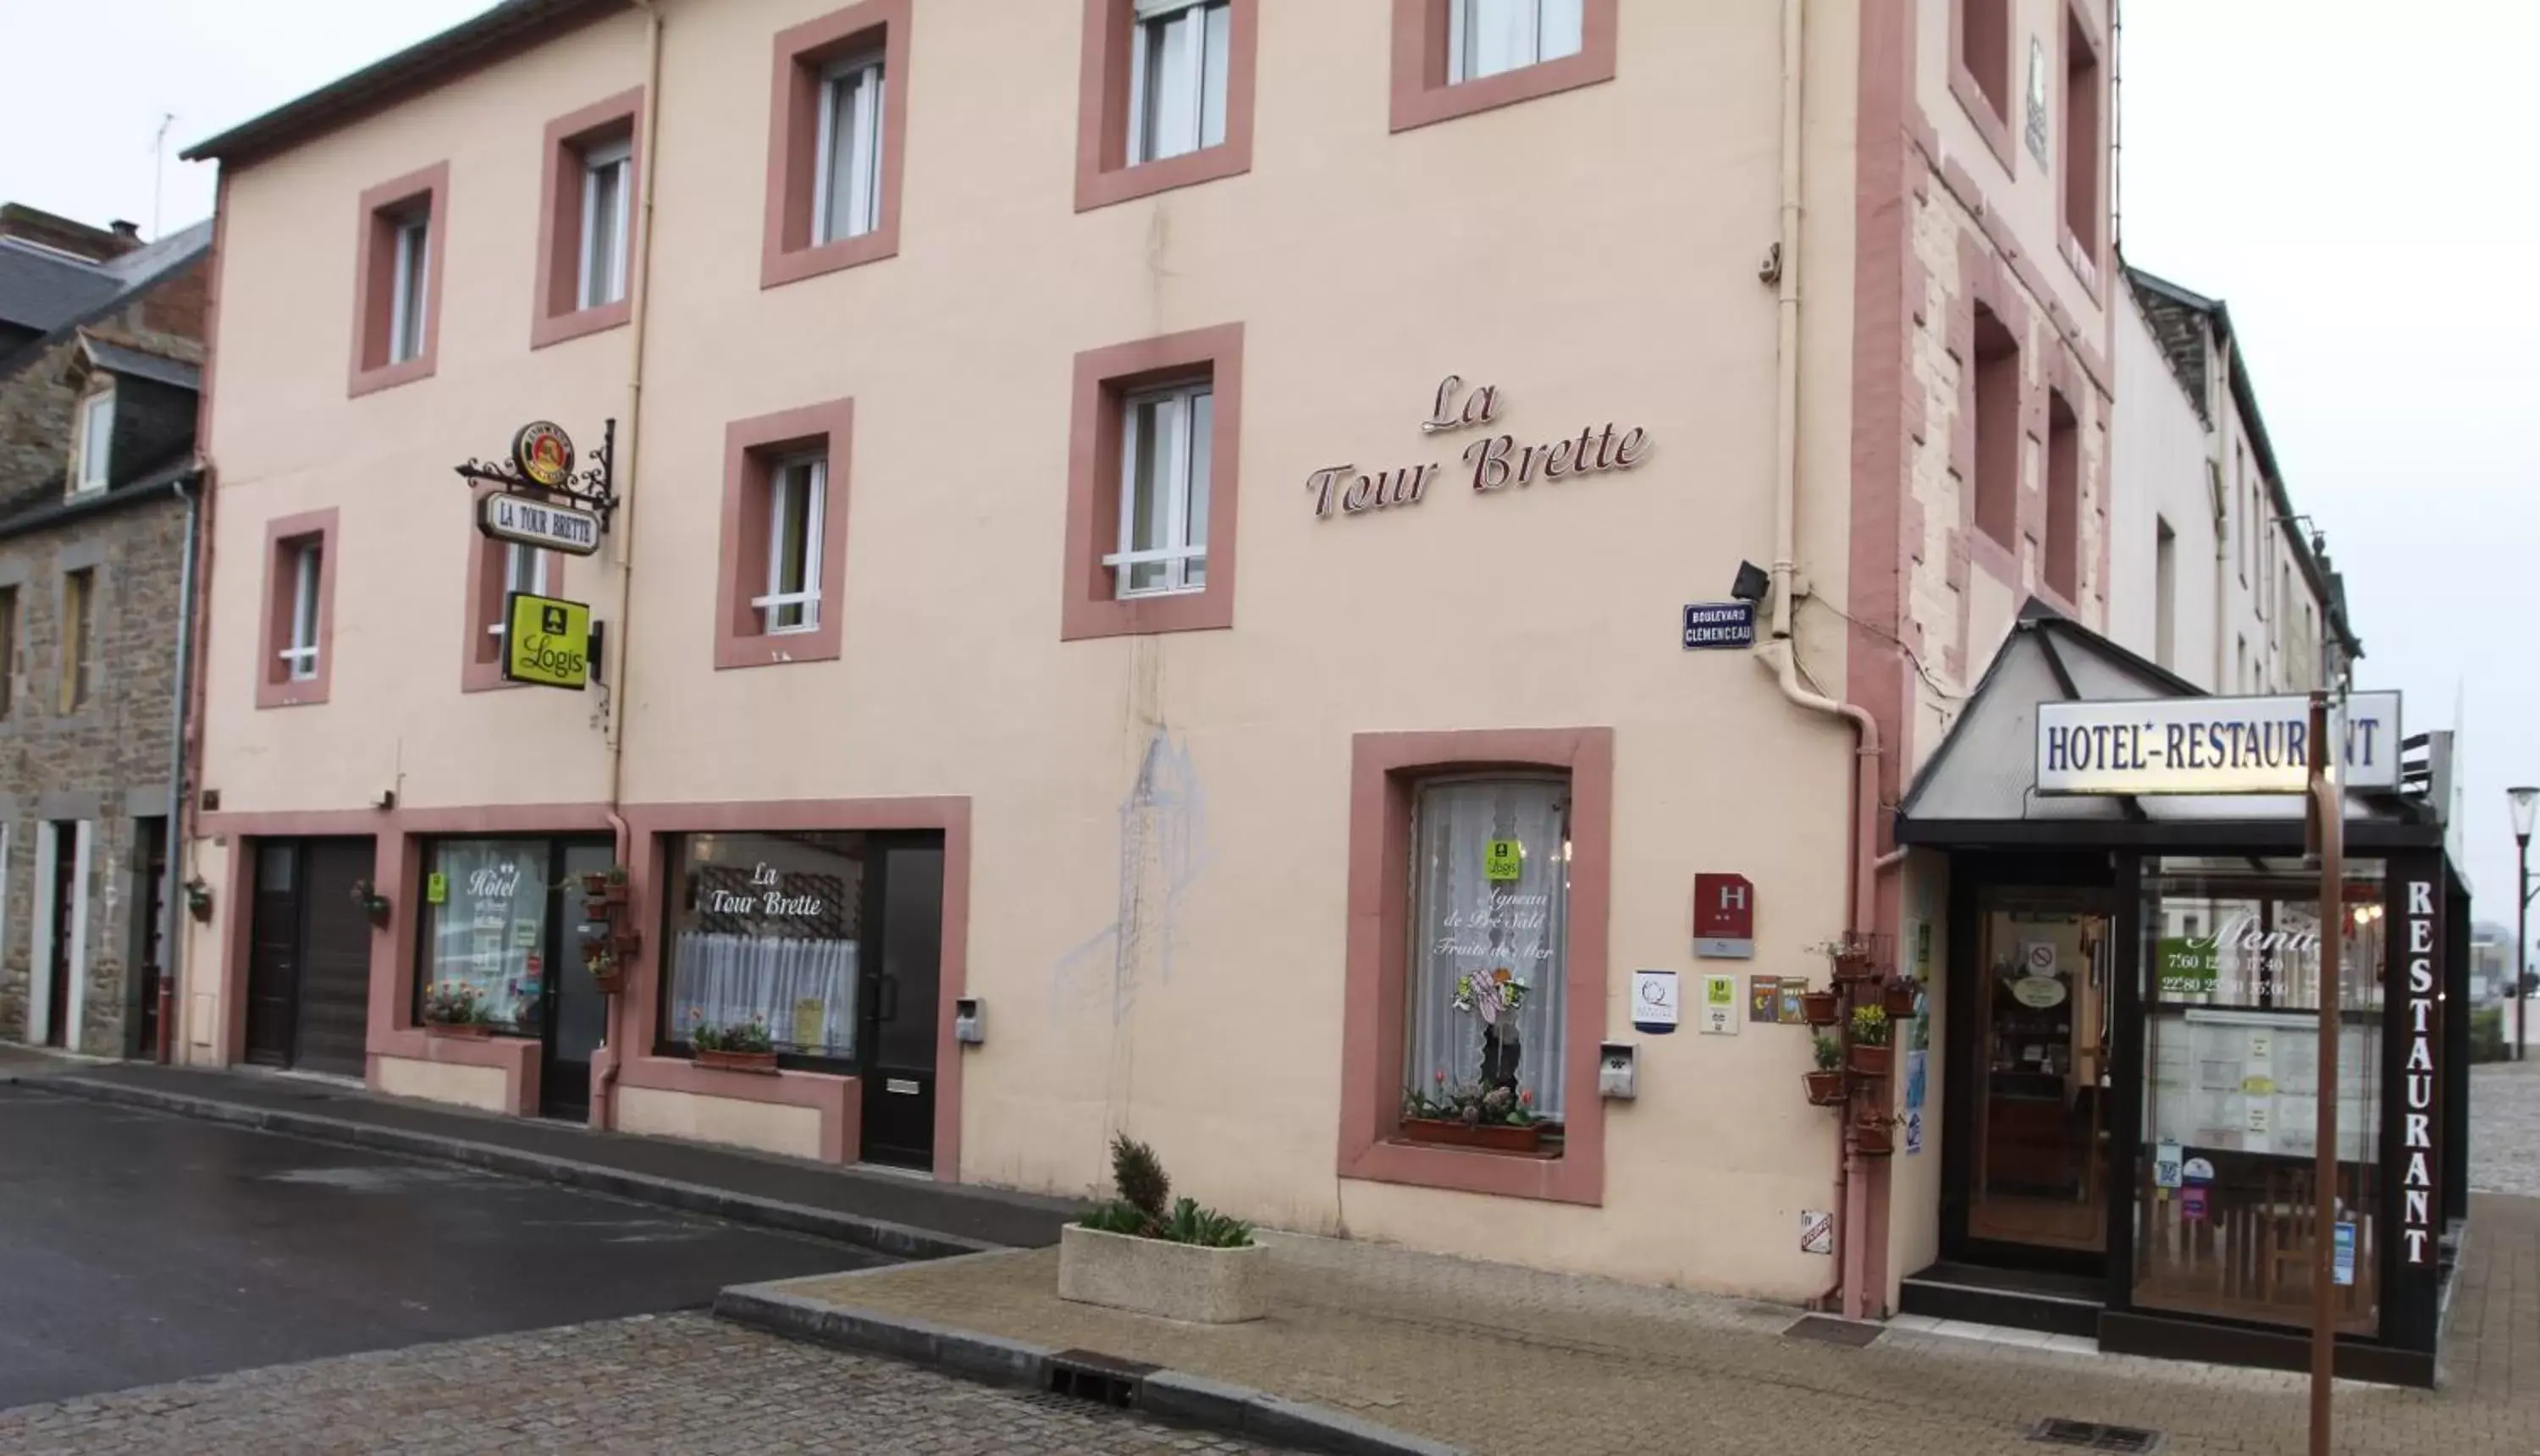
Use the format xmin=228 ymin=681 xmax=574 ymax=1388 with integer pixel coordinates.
xmin=1390 ymin=0 xmax=1615 ymax=133
xmin=761 ymin=0 xmax=909 ymax=290
xmin=258 ymin=509 xmax=337 ymax=708
xmin=1074 ymin=0 xmax=1257 ymax=211
xmin=2062 ymin=3 xmax=2102 ymax=261
xmin=2043 ymin=388 xmax=2079 ymax=601
xmin=70 ymin=386 xmax=113 ymax=494
xmin=1405 ymin=776 xmax=1571 ymax=1123
xmin=533 ymin=89 xmax=643 ymax=348
xmin=417 ymin=840 xmax=550 ymax=1035
xmin=58 ymin=567 xmax=92 ymax=714
xmin=715 ymin=398 xmax=853 ymax=669
xmin=1971 ymin=304 xmax=2020 ymax=550
xmin=1062 ymin=324 xmax=1243 ymax=640
xmin=349 ymin=162 xmax=446 ymax=396
xmin=2134 ymin=857 xmax=2387 ymax=1333
xmin=660 ymin=831 xmax=864 ymax=1062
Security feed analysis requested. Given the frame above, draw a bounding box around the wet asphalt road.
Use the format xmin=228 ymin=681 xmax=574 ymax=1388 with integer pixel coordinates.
xmin=0 ymin=1085 xmax=878 ymax=1409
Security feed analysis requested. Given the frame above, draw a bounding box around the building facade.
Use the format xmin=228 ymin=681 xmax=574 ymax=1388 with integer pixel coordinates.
xmin=180 ymin=0 xmax=2118 ymax=1321
xmin=0 ymin=208 xmax=209 ymax=1058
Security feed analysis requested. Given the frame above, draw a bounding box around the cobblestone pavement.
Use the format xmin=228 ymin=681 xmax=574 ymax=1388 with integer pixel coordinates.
xmin=0 ymin=1313 xmax=1278 ymax=1455
xmin=2471 ymin=1057 xmax=2540 ymax=1195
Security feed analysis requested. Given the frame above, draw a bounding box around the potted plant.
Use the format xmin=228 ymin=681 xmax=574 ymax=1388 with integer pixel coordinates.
xmin=692 ymin=1014 xmax=778 ymax=1073
xmin=583 ymin=864 xmax=630 ymax=920
xmin=1401 ymin=1071 xmax=1544 ymax=1153
xmin=1853 ymin=1113 xmax=1898 ymax=1157
xmin=422 ymin=981 xmax=493 ymax=1039
xmin=1800 ymin=987 xmax=1841 ymax=1027
xmin=183 ymin=876 xmax=213 ymax=923
xmin=1881 ymin=977 xmax=1919 ymax=1019
xmin=581 ymin=934 xmax=626 ymax=995
xmin=1830 ymin=935 xmax=1884 ymax=984
xmin=1846 ymin=1004 xmax=1892 ymax=1077
xmin=348 ymin=878 xmax=392 ymax=927
xmin=1059 ymin=1133 xmax=1266 ymax=1323
xmin=1804 ymin=1034 xmax=1847 ymax=1106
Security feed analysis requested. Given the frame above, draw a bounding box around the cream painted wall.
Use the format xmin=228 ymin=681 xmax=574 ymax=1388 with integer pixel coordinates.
xmin=616 ymin=1085 xmax=823 ymax=1161
xmin=377 ymin=1054 xmax=509 ymax=1113
xmin=193 ymin=0 xmax=1875 ymax=1301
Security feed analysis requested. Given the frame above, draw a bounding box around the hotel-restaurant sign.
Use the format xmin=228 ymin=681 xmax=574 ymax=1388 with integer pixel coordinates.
xmin=1306 ymin=376 xmax=1651 ymax=519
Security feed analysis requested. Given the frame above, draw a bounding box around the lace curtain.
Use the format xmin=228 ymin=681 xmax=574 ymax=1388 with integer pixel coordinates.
xmin=666 ymin=931 xmax=858 ymax=1057
xmin=1405 ymin=777 xmax=1570 ymax=1119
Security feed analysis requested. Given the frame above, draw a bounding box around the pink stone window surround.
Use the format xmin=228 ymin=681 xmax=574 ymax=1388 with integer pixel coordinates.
xmin=2042 ymin=388 xmax=2081 ymax=604
xmin=1389 ymin=0 xmax=1619 ymax=134
xmin=715 ymin=398 xmax=854 ymax=670
xmin=1949 ymin=0 xmax=2016 ymax=174
xmin=1060 ymin=323 xmax=1243 ymax=642
xmin=256 ymin=509 xmax=339 ymax=710
xmin=1969 ymin=304 xmax=2021 ymax=554
xmin=461 ymin=483 xmax=562 ymax=694
xmin=346 ymin=162 xmax=448 ymax=398
xmin=532 ymin=88 xmax=644 ymax=350
xmin=1338 ymin=727 xmax=1610 ymax=1206
xmin=761 ymin=0 xmax=912 ymax=291
xmin=1074 ymin=0 xmax=1260 ymax=212
xmin=2058 ymin=0 xmax=2106 ymax=295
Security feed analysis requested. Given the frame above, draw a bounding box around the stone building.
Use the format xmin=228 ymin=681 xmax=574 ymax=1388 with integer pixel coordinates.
xmin=0 ymin=205 xmax=210 ymax=1057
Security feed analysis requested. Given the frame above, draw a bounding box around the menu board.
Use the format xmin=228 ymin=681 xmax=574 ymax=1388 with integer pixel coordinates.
xmin=2145 ymin=1008 xmax=2373 ymax=1162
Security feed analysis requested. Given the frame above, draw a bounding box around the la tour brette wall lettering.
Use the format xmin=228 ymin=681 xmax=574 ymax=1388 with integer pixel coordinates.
xmin=1306 ymin=376 xmax=1652 ymax=519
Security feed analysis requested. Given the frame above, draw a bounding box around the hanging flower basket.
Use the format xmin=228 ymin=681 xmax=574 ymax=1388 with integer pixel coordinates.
xmin=1853 ymin=1117 xmax=1896 ymax=1156
xmin=1400 ymin=1117 xmax=1544 ymax=1154
xmin=1800 ymin=990 xmax=1842 ymax=1027
xmin=695 ymin=1048 xmax=779 ymax=1074
xmin=586 ymin=966 xmax=626 ymax=995
xmin=1847 ymin=1043 xmax=1892 ymax=1078
xmin=1803 ymin=1070 xmax=1847 ymax=1107
xmin=1881 ymin=979 xmax=1919 ymax=1018
xmin=1832 ymin=951 xmax=1883 ymax=984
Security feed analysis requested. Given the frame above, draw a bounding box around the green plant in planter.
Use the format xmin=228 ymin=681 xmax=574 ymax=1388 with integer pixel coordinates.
xmin=1813 ymin=1033 xmax=1843 ymax=1072
xmin=1850 ymin=1004 xmax=1891 ymax=1047
xmin=1080 ymin=1133 xmax=1253 ymax=1248
xmin=1403 ymin=1069 xmax=1538 ymax=1127
xmin=693 ymin=1017 xmax=774 ymax=1054
xmin=422 ymin=981 xmax=489 ymax=1026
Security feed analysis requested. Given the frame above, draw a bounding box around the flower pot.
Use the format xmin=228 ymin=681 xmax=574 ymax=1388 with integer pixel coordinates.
xmin=610 ymin=930 xmax=643 ymax=957
xmin=1800 ymin=990 xmax=1842 ymax=1027
xmin=426 ymin=1021 xmax=493 ymax=1040
xmin=1846 ymin=1043 xmax=1891 ymax=1078
xmin=583 ymin=897 xmax=619 ymax=924
xmin=1832 ymin=952 xmax=1882 ymax=984
xmin=579 ymin=872 xmax=628 ymax=897
xmin=695 ymin=1048 xmax=778 ymax=1074
xmin=1853 ymin=1118 xmax=1896 ymax=1156
xmin=1057 ymin=1223 xmax=1269 ymax=1323
xmin=1803 ymin=1070 xmax=1847 ymax=1107
xmin=1400 ymin=1116 xmax=1544 ymax=1154
xmin=1881 ymin=980 xmax=1919 ymax=1018
xmin=586 ymin=967 xmax=626 ymax=995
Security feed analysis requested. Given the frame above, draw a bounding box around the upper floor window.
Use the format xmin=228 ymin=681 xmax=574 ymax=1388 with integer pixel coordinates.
xmin=814 ymin=54 xmax=886 ymax=245
xmin=762 ymin=1 xmax=910 ymax=289
xmin=58 ymin=567 xmax=92 ymax=714
xmin=759 ymin=454 xmax=827 ymax=633
xmin=70 ymin=388 xmax=113 ymax=494
xmin=578 ymin=138 xmax=632 ymax=309
xmin=492 ymin=543 xmax=549 ymax=642
xmin=1129 ymin=0 xmax=1231 ymax=164
xmin=261 ymin=510 xmax=337 ymax=708
xmin=281 ymin=540 xmax=323 ymax=682
xmin=1449 ymin=0 xmax=1583 ymax=84
xmin=715 ymin=398 xmax=853 ymax=669
xmin=387 ymin=208 xmax=431 ymax=366
xmin=351 ymin=163 xmax=446 ymax=395
xmin=1113 ymin=382 xmax=1212 ymax=598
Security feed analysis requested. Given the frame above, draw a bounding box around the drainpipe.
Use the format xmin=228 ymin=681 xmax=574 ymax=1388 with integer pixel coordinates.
xmin=591 ymin=0 xmax=665 ymax=1133
xmin=157 ymin=473 xmax=202 ymax=1064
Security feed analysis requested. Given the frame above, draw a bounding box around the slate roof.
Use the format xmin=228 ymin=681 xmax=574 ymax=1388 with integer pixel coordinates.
xmin=0 ymin=237 xmax=122 ymax=333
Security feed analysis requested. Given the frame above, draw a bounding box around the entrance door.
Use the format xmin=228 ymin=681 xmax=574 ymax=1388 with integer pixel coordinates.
xmin=41 ymin=822 xmax=75 ymax=1047
xmin=1963 ymin=885 xmax=2116 ymax=1260
xmin=241 ymin=837 xmax=374 ymax=1076
xmin=133 ymin=817 xmax=168 ymax=1057
xmin=858 ymin=839 xmax=943 ymax=1169
xmin=541 ymin=840 xmax=616 ymax=1120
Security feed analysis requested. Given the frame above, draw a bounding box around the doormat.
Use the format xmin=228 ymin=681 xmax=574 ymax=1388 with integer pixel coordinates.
xmin=1781 ymin=1315 xmax=1885 ymax=1348
xmin=2029 ymin=1418 xmax=2162 ymax=1453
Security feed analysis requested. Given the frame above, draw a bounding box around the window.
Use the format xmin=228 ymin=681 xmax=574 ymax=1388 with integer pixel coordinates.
xmin=1062 ymin=324 xmax=1243 ymax=641
xmin=578 ymin=138 xmax=632 ymax=309
xmin=417 ymin=841 xmax=549 ymax=1036
xmin=58 ymin=568 xmax=91 ymax=714
xmin=759 ymin=455 xmax=826 ymax=632
xmin=2062 ymin=3 xmax=2103 ymax=259
xmin=2043 ymin=389 xmax=2080 ymax=601
xmin=71 ymin=389 xmax=113 ymax=494
xmin=1952 ymin=0 xmax=2015 ymax=167
xmin=716 ymin=399 xmax=853 ymax=669
xmin=387 ymin=210 xmax=430 ymax=366
xmin=0 ymin=587 xmax=18 ymax=717
xmin=1128 ymin=0 xmax=1230 ymax=163
xmin=350 ymin=163 xmax=445 ymax=394
xmin=465 ymin=492 xmax=558 ymax=692
xmin=281 ymin=541 xmax=323 ymax=681
xmin=762 ymin=0 xmax=910 ymax=289
xmin=813 ymin=54 xmax=886 ymax=244
xmin=2153 ymin=516 xmax=2177 ymax=671
xmin=1406 ymin=776 xmax=1571 ymax=1122
xmin=1971 ymin=305 xmax=2020 ymax=549
xmin=660 ymin=831 xmax=866 ymax=1062
xmin=1112 ymin=383 xmax=1212 ymax=598
xmin=490 ymin=543 xmax=549 ymax=643
xmin=1449 ymin=0 xmax=1583 ymax=84
xmin=259 ymin=510 xmax=336 ymax=708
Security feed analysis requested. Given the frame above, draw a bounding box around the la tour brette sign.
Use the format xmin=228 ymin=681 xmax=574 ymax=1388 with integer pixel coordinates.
xmin=1305 ymin=376 xmax=1651 ymax=520
xmin=2035 ymin=692 xmax=2403 ymax=796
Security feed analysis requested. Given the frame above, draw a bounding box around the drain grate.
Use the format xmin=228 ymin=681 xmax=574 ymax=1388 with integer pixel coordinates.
xmin=2030 ymin=1418 xmax=2162 ymax=1452
xmin=1046 ymin=1348 xmax=1159 ymax=1409
xmin=1782 ymin=1315 xmax=1885 ymax=1348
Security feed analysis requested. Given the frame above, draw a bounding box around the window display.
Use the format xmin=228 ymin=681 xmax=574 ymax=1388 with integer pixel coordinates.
xmin=417 ymin=839 xmax=550 ymax=1034
xmin=661 ymin=831 xmax=863 ymax=1061
xmin=1403 ymin=776 xmax=1570 ymax=1128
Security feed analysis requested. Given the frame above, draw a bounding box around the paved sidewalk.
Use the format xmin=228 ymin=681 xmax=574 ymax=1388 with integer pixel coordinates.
xmin=736 ymin=1194 xmax=2540 ymax=1456
xmin=8 ymin=1061 xmax=1079 ymax=1255
xmin=2471 ymin=1057 xmax=2540 ymax=1196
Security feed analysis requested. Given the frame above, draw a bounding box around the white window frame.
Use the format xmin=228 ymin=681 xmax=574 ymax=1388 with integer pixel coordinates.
xmin=488 ymin=543 xmax=549 ymax=641
xmin=810 ymin=53 xmax=886 ymax=246
xmin=577 ymin=138 xmax=632 ymax=310
xmin=280 ymin=541 xmax=322 ymax=682
xmin=388 ymin=210 xmax=430 ymax=365
xmin=1106 ymin=382 xmax=1212 ymax=599
xmin=70 ymin=387 xmax=113 ymax=494
xmin=1448 ymin=0 xmax=1586 ymax=85
xmin=753 ymin=455 xmax=826 ymax=635
xmin=1126 ymin=0 xmax=1231 ymax=165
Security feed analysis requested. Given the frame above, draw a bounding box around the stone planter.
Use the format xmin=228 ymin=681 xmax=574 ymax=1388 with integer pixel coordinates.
xmin=1057 ymin=1223 xmax=1269 ymax=1324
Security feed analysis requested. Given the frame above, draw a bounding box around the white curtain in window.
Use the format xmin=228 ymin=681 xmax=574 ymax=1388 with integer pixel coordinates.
xmin=1405 ymin=779 xmax=1570 ymax=1119
xmin=668 ymin=930 xmax=859 ymax=1057
xmin=424 ymin=841 xmax=550 ymax=1032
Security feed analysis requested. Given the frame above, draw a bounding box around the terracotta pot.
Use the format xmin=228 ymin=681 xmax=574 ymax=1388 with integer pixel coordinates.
xmin=696 ymin=1048 xmax=779 ymax=1074
xmin=1881 ymin=981 xmax=1919 ymax=1018
xmin=583 ymin=897 xmax=618 ymax=924
xmin=1832 ymin=952 xmax=1883 ymax=984
xmin=1846 ymin=1043 xmax=1892 ymax=1078
xmin=586 ymin=967 xmax=626 ymax=995
xmin=580 ymin=872 xmax=629 ymax=897
xmin=1853 ymin=1119 xmax=1896 ymax=1156
xmin=1803 ymin=1070 xmax=1847 ymax=1107
xmin=426 ymin=1021 xmax=493 ymax=1040
xmin=610 ymin=929 xmax=643 ymax=957
xmin=1800 ymin=990 xmax=1841 ymax=1027
xmin=1400 ymin=1116 xmax=1544 ymax=1154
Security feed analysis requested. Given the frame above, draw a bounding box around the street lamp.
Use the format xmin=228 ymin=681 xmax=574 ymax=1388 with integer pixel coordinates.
xmin=2510 ymin=786 xmax=2539 ymax=1063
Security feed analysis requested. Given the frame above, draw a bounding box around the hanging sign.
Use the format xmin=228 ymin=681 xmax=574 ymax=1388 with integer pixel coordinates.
xmin=500 ymin=592 xmax=593 ymax=690
xmin=1692 ymin=873 xmax=1755 ymax=958
xmin=512 ymin=421 xmax=576 ymax=488
xmin=1483 ymin=838 xmax=1523 ymax=882
xmin=2035 ymin=692 xmax=2402 ymax=795
xmin=1632 ymin=969 xmax=1680 ymax=1034
xmin=480 ymin=491 xmax=603 ymax=556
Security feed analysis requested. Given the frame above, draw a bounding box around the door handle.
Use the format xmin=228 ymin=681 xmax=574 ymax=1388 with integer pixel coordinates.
xmin=878 ymin=974 xmax=900 ymax=1022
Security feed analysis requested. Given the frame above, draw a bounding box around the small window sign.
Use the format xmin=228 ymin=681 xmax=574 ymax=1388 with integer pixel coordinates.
xmin=426 ymin=872 xmax=448 ymax=905
xmin=1483 ymin=838 xmax=1523 ymax=882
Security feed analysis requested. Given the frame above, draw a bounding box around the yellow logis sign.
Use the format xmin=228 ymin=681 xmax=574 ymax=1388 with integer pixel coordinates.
xmin=502 ymin=592 xmax=591 ymax=690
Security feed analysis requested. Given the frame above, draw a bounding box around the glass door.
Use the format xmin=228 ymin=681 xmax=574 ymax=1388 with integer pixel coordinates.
xmin=1969 ymin=888 xmax=2115 ymax=1255
xmin=542 ymin=840 xmax=617 ymax=1120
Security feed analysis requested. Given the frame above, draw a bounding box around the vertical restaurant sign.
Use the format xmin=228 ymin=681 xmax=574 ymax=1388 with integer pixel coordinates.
xmin=2035 ymin=692 xmax=2402 ymax=795
xmin=2400 ymin=876 xmax=2438 ymax=1266
xmin=1304 ymin=377 xmax=1652 ymax=520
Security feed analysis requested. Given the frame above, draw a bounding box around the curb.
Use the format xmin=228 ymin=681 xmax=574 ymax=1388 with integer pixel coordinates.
xmin=715 ymin=1280 xmax=1466 ymax=1456
xmin=14 ymin=1073 xmax=997 ymax=1263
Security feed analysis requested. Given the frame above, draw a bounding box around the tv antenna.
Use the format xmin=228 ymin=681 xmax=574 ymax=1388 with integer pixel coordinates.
xmin=150 ymin=113 xmax=175 ymax=241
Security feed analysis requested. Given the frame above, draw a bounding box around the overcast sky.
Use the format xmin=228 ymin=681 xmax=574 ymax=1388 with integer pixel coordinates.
xmin=3 ymin=3 xmax=2533 ymax=924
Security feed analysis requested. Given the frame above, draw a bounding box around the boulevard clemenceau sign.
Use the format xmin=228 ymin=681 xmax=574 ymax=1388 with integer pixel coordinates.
xmin=1305 ymin=376 xmax=1652 ymax=519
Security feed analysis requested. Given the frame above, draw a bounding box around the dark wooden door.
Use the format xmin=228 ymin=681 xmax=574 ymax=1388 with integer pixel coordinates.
xmin=243 ymin=841 xmax=301 ymax=1067
xmin=133 ymin=817 xmax=168 ymax=1057
xmin=292 ymin=839 xmax=373 ymax=1078
xmin=41 ymin=823 xmax=75 ymax=1047
xmin=541 ymin=840 xmax=616 ymax=1119
xmin=859 ymin=839 xmax=943 ymax=1169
